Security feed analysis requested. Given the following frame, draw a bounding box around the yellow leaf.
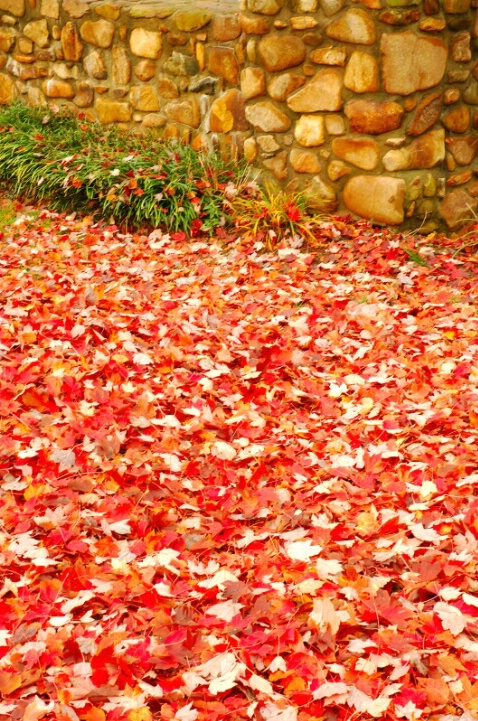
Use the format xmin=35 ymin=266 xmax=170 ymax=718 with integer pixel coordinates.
xmin=128 ymin=709 xmax=153 ymax=721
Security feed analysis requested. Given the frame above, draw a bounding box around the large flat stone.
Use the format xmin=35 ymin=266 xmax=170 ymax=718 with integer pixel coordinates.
xmin=247 ymin=0 xmax=285 ymax=15
xmin=130 ymin=28 xmax=162 ymax=59
xmin=326 ymin=8 xmax=376 ymax=44
xmin=61 ymin=22 xmax=84 ymax=62
xmin=290 ymin=148 xmax=321 ymax=173
xmin=440 ymin=189 xmax=477 ymax=229
xmin=80 ymin=19 xmax=115 ymax=48
xmin=24 ymin=20 xmax=49 ymax=48
xmin=174 ymin=10 xmax=212 ymax=32
xmin=209 ymin=89 xmax=248 ymax=132
xmin=166 ymin=98 xmax=201 ymax=128
xmin=0 ymin=0 xmax=24 ymax=16
xmin=344 ymin=99 xmax=404 ymax=134
xmin=287 ymin=69 xmax=342 ymax=112
xmin=42 ymin=78 xmax=75 ymax=98
xmin=208 ymin=47 xmax=239 ymax=85
xmin=381 ymin=32 xmax=448 ymax=95
xmin=257 ymin=35 xmax=306 ymax=72
xmin=294 ymin=114 xmax=325 ymax=146
xmin=96 ymin=98 xmax=132 ymax=123
xmin=268 ymin=72 xmax=306 ymax=102
xmin=0 ymin=73 xmax=15 ymax=104
xmin=245 ymin=101 xmax=291 ymax=132
xmin=383 ymin=128 xmax=445 ymax=170
xmin=407 ymin=91 xmax=442 ymax=135
xmin=344 ymin=175 xmax=406 ymax=225
xmin=446 ymin=136 xmax=478 ymax=165
xmin=130 ymin=86 xmax=160 ymax=112
xmin=344 ymin=51 xmax=379 ymax=93
xmin=331 ymin=137 xmax=380 ymax=170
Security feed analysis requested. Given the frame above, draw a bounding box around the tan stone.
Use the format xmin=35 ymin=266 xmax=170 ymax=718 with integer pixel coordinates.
xmin=268 ymin=72 xmax=305 ymax=102
xmin=327 ymin=159 xmax=351 ymax=180
xmin=451 ymin=32 xmax=471 ymax=63
xmin=96 ymin=98 xmax=131 ymax=123
xmin=42 ymin=78 xmax=75 ymax=98
xmin=135 ymin=60 xmax=156 ymax=82
xmin=304 ymin=175 xmax=337 ymax=213
xmin=80 ymin=20 xmax=114 ymax=49
xmin=331 ymin=137 xmax=379 ymax=170
xmin=130 ymin=28 xmax=162 ymax=59
xmin=247 ymin=0 xmax=285 ymax=15
xmin=442 ymin=105 xmax=470 ymax=133
xmin=407 ymin=92 xmax=442 ymax=136
xmin=129 ymin=6 xmax=174 ymax=19
xmin=0 ymin=73 xmax=15 ymax=104
xmin=294 ymin=114 xmax=325 ymax=146
xmin=325 ymin=114 xmax=345 ymax=135
xmin=419 ymin=18 xmax=446 ymax=32
xmin=244 ymin=137 xmax=258 ymax=162
xmin=381 ymin=32 xmax=448 ymax=95
xmin=112 ymin=46 xmax=131 ymax=86
xmin=84 ymin=50 xmax=107 ymax=80
xmin=166 ymin=98 xmax=201 ymax=128
xmin=245 ymin=101 xmax=291 ymax=132
xmin=448 ymin=170 xmax=473 ymax=187
xmin=257 ymin=35 xmax=306 ymax=72
xmin=240 ymin=67 xmax=266 ymax=100
xmin=344 ymin=175 xmax=405 ymax=225
xmin=74 ymin=81 xmax=94 ymax=107
xmin=383 ymin=128 xmax=445 ymax=171
xmin=24 ymin=20 xmax=49 ymax=48
xmin=95 ymin=3 xmax=121 ymax=20
xmin=212 ymin=15 xmax=241 ymax=41
xmin=443 ymin=0 xmax=470 ymax=12
xmin=292 ymin=0 xmax=319 ymax=10
xmin=344 ymin=51 xmax=379 ymax=93
xmin=320 ymin=0 xmax=346 ymax=15
xmin=287 ymin=69 xmax=342 ymax=113
xmin=344 ymin=100 xmax=404 ymax=134
xmin=174 ymin=10 xmax=212 ymax=32
xmin=63 ymin=0 xmax=89 ymax=18
xmin=326 ymin=8 xmax=375 ymax=44
xmin=61 ymin=22 xmax=84 ymax=62
xmin=447 ymin=136 xmax=478 ymax=166
xmin=208 ymin=47 xmax=239 ymax=85
xmin=290 ymin=16 xmax=319 ymax=30
xmin=0 ymin=0 xmax=24 ymax=16
xmin=263 ymin=150 xmax=288 ymax=180
xmin=157 ymin=75 xmax=179 ymax=99
xmin=0 ymin=28 xmax=16 ymax=53
xmin=18 ymin=37 xmax=34 ymax=54
xmin=440 ymin=189 xmax=477 ymax=229
xmin=239 ymin=13 xmax=270 ymax=34
xmin=290 ymin=148 xmax=321 ymax=173
xmin=256 ymin=135 xmax=280 ymax=154
xmin=130 ymin=86 xmax=160 ymax=112
xmin=41 ymin=0 xmax=59 ymax=18
xmin=310 ymin=47 xmax=346 ymax=65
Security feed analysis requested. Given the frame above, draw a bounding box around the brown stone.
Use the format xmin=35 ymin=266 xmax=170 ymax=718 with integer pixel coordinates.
xmin=288 ymin=69 xmax=342 ymax=113
xmin=112 ymin=46 xmax=131 ymax=86
xmin=381 ymin=32 xmax=448 ymax=95
xmin=61 ymin=22 xmax=84 ymax=62
xmin=174 ymin=10 xmax=212 ymax=32
xmin=444 ymin=88 xmax=460 ymax=104
xmin=383 ymin=128 xmax=445 ymax=171
xmin=310 ymin=46 xmax=346 ymax=65
xmin=344 ymin=175 xmax=406 ymax=225
xmin=14 ymin=53 xmax=35 ymax=63
xmin=290 ymin=148 xmax=321 ymax=173
xmin=440 ymin=189 xmax=476 ymax=229
xmin=447 ymin=170 xmax=473 ymax=186
xmin=96 ymin=98 xmax=131 ymax=123
xmin=257 ymin=35 xmax=306 ymax=72
xmin=327 ymin=159 xmax=351 ymax=180
xmin=290 ymin=16 xmax=319 ymax=30
xmin=344 ymin=99 xmax=404 ymax=134
xmin=74 ymin=81 xmax=94 ymax=107
xmin=268 ymin=72 xmax=306 ymax=102
xmin=130 ymin=28 xmax=162 ymax=59
xmin=424 ymin=0 xmax=440 ymax=13
xmin=451 ymin=32 xmax=472 ymax=63
xmin=95 ymin=3 xmax=121 ymax=20
xmin=419 ymin=18 xmax=446 ymax=31
xmin=263 ymin=150 xmax=288 ymax=180
xmin=141 ymin=113 xmax=166 ymax=128
xmin=294 ymin=114 xmax=325 ymax=146
xmin=24 ymin=19 xmax=49 ymax=48
xmin=291 ymin=0 xmax=319 ymax=10
xmin=84 ymin=50 xmax=107 ymax=80
xmin=247 ymin=0 xmax=285 ymax=15
xmin=344 ymin=51 xmax=379 ymax=93
xmin=379 ymin=8 xmax=420 ymax=25
xmin=245 ymin=101 xmax=291 ymax=132
xmin=407 ymin=91 xmax=442 ymax=136
xmin=443 ymin=0 xmax=470 ymax=11
xmin=212 ymin=15 xmax=241 ymax=41
xmin=63 ymin=0 xmax=89 ymax=18
xmin=0 ymin=28 xmax=16 ymax=53
xmin=208 ymin=47 xmax=239 ymax=85
xmin=304 ymin=175 xmax=337 ymax=213
xmin=239 ymin=13 xmax=270 ymax=34
xmin=130 ymin=86 xmax=160 ymax=112
xmin=166 ymin=98 xmax=201 ymax=128
xmin=331 ymin=137 xmax=379 ymax=170
xmin=0 ymin=0 xmax=24 ymax=16
xmin=42 ymin=78 xmax=75 ymax=98
xmin=442 ymin=105 xmax=470 ymax=132
xmin=468 ymin=181 xmax=478 ymax=198
xmin=446 ymin=136 xmax=478 ymax=165
xmin=449 ymin=69 xmax=470 ymax=83
xmin=80 ymin=20 xmax=114 ymax=49
xmin=0 ymin=73 xmax=15 ymax=104
xmin=464 ymin=82 xmax=478 ymax=105
xmin=157 ymin=75 xmax=179 ymax=99
xmin=303 ymin=32 xmax=323 ymax=47
xmin=240 ymin=67 xmax=266 ymax=100
xmin=134 ymin=60 xmax=155 ymax=82
xmin=167 ymin=33 xmax=187 ymax=47
xmin=326 ymin=9 xmax=376 ymax=45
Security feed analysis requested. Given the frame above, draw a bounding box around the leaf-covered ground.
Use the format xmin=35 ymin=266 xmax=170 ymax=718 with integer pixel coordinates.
xmin=1 ymin=206 xmax=478 ymax=721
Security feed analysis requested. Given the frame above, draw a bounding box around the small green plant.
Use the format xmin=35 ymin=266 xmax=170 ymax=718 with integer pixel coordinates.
xmin=0 ymin=103 xmax=245 ymax=235
xmin=403 ymin=247 xmax=431 ymax=267
xmin=0 ymin=200 xmax=16 ymax=234
xmin=229 ymin=184 xmax=325 ymax=250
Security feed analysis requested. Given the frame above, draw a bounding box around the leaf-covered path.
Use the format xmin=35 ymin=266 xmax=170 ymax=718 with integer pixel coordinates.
xmin=1 ymin=209 xmax=478 ymax=721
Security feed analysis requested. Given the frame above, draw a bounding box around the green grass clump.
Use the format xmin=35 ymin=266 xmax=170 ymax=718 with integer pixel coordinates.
xmin=0 ymin=103 xmax=242 ymax=235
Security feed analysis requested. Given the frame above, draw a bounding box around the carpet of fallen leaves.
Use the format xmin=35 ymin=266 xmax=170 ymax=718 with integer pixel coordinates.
xmin=1 ymin=207 xmax=478 ymax=721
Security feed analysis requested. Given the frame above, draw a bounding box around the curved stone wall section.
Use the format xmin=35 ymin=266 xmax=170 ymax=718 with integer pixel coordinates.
xmin=0 ymin=0 xmax=477 ymax=230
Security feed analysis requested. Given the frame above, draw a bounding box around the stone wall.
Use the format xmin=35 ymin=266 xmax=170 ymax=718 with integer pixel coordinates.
xmin=0 ymin=0 xmax=477 ymax=230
